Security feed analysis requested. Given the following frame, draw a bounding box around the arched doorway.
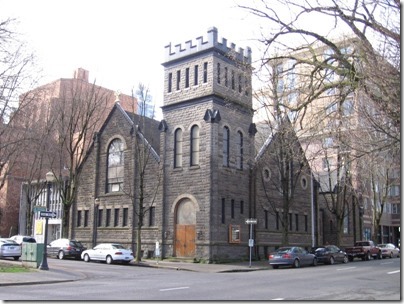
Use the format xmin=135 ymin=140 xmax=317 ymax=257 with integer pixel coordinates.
xmin=175 ymin=199 xmax=196 ymax=257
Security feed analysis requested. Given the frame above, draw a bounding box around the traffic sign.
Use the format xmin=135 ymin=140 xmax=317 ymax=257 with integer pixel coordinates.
xmin=245 ymin=218 xmax=257 ymax=224
xmin=40 ymin=211 xmax=57 ymax=218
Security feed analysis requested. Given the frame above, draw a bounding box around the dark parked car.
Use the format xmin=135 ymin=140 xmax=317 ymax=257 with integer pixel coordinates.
xmin=9 ymin=235 xmax=36 ymax=245
xmin=268 ymin=246 xmax=317 ymax=269
xmin=310 ymin=245 xmax=349 ymax=264
xmin=378 ymin=243 xmax=400 ymax=258
xmin=47 ymin=238 xmax=86 ymax=260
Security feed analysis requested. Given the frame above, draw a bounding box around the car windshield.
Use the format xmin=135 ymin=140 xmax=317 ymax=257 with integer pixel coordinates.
xmin=277 ymin=247 xmax=292 ymax=253
xmin=70 ymin=241 xmax=84 ymax=248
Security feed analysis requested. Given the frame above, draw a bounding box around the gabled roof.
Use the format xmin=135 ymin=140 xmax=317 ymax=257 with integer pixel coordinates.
xmin=96 ymin=101 xmax=160 ymax=162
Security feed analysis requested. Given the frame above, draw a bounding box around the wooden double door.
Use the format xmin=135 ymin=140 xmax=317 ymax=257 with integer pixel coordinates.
xmin=175 ymin=199 xmax=196 ymax=257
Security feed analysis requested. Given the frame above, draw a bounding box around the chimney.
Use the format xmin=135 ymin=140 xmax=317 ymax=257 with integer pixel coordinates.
xmin=73 ymin=68 xmax=89 ymax=82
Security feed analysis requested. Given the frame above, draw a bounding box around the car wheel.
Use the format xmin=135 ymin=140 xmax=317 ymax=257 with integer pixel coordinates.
xmin=329 ymin=256 xmax=335 ymax=265
xmin=272 ymin=265 xmax=279 ymax=269
xmin=343 ymin=255 xmax=348 ymax=263
xmin=58 ymin=251 xmax=65 ymax=260
xmin=106 ymin=255 xmax=113 ymax=264
xmin=293 ymin=259 xmax=300 ymax=268
xmin=312 ymin=258 xmax=318 ymax=266
xmin=84 ymin=254 xmax=91 ymax=262
xmin=13 ymin=256 xmax=20 ymax=261
xmin=348 ymin=256 xmax=353 ymax=262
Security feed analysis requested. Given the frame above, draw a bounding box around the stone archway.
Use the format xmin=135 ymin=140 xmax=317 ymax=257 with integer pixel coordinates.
xmin=175 ymin=199 xmax=196 ymax=257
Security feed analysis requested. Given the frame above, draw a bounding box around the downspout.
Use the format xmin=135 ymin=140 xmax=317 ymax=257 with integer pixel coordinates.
xmin=92 ymin=132 xmax=100 ymax=248
xmin=158 ymin=120 xmax=168 ymax=258
xmin=311 ymin=173 xmax=315 ymax=247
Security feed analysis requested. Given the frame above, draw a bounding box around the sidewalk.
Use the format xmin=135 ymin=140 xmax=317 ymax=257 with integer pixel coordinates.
xmin=0 ymin=258 xmax=270 ymax=286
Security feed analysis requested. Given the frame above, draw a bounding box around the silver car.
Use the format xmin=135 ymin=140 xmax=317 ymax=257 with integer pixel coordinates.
xmin=0 ymin=238 xmax=22 ymax=261
xmin=379 ymin=243 xmax=400 ymax=258
xmin=269 ymin=246 xmax=317 ymax=269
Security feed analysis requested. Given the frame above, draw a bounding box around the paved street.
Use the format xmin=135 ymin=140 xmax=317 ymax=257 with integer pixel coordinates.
xmin=0 ymin=257 xmax=400 ymax=301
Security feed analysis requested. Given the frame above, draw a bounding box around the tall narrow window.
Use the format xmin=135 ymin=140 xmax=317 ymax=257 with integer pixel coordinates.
xmin=224 ymin=67 xmax=228 ymax=87
xmin=174 ymin=128 xmax=183 ymax=168
xmin=98 ymin=209 xmax=103 ymax=227
xmin=77 ymin=210 xmax=82 ymax=227
xmin=238 ymin=74 xmax=242 ymax=93
xmin=123 ymin=208 xmax=128 ymax=227
xmin=221 ymin=198 xmax=225 ymax=224
xmin=223 ymin=126 xmax=230 ymax=167
xmin=194 ymin=65 xmax=199 ymax=85
xmin=236 ymin=131 xmax=243 ymax=170
xmin=305 ymin=215 xmax=308 ymax=232
xmin=276 ymin=211 xmax=279 ymax=230
xmin=106 ymin=209 xmax=111 ymax=227
xmin=176 ymin=70 xmax=181 ymax=90
xmin=84 ymin=210 xmax=89 ymax=227
xmin=245 ymin=77 xmax=249 ymax=96
xmin=240 ymin=201 xmax=244 ymax=214
xmin=185 ymin=67 xmax=190 ymax=88
xmin=217 ymin=63 xmax=221 ymax=84
xmin=114 ymin=208 xmax=119 ymax=227
xmin=149 ymin=207 xmax=155 ymax=226
xmin=231 ymin=199 xmax=235 ymax=219
xmin=168 ymin=72 xmax=172 ymax=93
xmin=289 ymin=213 xmax=292 ymax=230
xmin=203 ymin=62 xmax=208 ymax=83
xmin=295 ymin=214 xmax=299 ymax=231
xmin=265 ymin=210 xmax=268 ymax=229
xmin=190 ymin=125 xmax=200 ymax=166
xmin=107 ymin=139 xmax=124 ymax=193
xmin=231 ymin=70 xmax=235 ymax=90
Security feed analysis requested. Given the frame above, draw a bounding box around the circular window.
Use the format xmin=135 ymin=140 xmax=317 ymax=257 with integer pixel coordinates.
xmin=301 ymin=176 xmax=308 ymax=189
xmin=262 ymin=167 xmax=271 ymax=181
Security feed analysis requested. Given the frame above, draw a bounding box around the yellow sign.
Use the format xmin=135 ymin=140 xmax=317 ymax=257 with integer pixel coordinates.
xmin=36 ymin=220 xmax=43 ymax=235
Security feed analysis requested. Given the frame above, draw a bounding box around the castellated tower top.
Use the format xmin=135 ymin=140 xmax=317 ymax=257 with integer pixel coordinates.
xmin=163 ymin=27 xmax=252 ymax=64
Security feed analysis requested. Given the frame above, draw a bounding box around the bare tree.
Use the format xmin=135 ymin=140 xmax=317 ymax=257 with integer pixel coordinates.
xmin=122 ymin=83 xmax=161 ymax=262
xmin=0 ymin=18 xmax=38 ymax=189
xmin=239 ymin=0 xmax=400 ymax=148
xmin=0 ymin=18 xmax=41 ymax=235
xmin=44 ymin=78 xmax=112 ymax=238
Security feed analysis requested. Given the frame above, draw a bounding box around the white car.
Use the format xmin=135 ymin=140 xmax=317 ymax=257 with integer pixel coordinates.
xmin=81 ymin=243 xmax=133 ymax=264
xmin=0 ymin=238 xmax=21 ymax=260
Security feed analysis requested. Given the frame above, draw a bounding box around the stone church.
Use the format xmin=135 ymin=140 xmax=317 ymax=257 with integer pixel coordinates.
xmin=72 ymin=27 xmax=317 ymax=262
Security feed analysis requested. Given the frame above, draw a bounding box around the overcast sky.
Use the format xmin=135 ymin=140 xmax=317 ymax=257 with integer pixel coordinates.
xmin=1 ymin=0 xmax=266 ymax=116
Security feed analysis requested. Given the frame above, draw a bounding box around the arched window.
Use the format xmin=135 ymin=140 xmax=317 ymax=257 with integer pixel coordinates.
xmin=107 ymin=138 xmax=124 ymax=192
xmin=236 ymin=131 xmax=243 ymax=170
xmin=190 ymin=125 xmax=200 ymax=166
xmin=174 ymin=128 xmax=183 ymax=168
xmin=223 ymin=126 xmax=230 ymax=167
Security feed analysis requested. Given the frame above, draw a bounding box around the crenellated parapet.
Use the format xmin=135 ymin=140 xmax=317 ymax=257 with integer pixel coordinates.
xmin=163 ymin=27 xmax=252 ymax=64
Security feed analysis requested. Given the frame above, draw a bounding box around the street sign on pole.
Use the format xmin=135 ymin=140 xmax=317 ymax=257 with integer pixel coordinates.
xmin=39 ymin=211 xmax=57 ymax=218
xmin=245 ymin=218 xmax=257 ymax=225
xmin=245 ymin=218 xmax=257 ymax=267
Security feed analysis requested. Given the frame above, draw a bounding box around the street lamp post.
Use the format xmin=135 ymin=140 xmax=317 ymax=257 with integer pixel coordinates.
xmin=39 ymin=171 xmax=55 ymax=270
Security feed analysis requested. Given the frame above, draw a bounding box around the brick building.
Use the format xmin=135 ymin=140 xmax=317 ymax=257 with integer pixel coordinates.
xmin=2 ymin=69 xmax=136 ymax=239
xmin=71 ymin=27 xmax=317 ymax=262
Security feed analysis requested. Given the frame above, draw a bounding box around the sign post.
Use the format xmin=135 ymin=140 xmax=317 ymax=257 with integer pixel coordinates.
xmin=155 ymin=241 xmax=160 ymax=264
xmin=245 ymin=218 xmax=257 ymax=268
